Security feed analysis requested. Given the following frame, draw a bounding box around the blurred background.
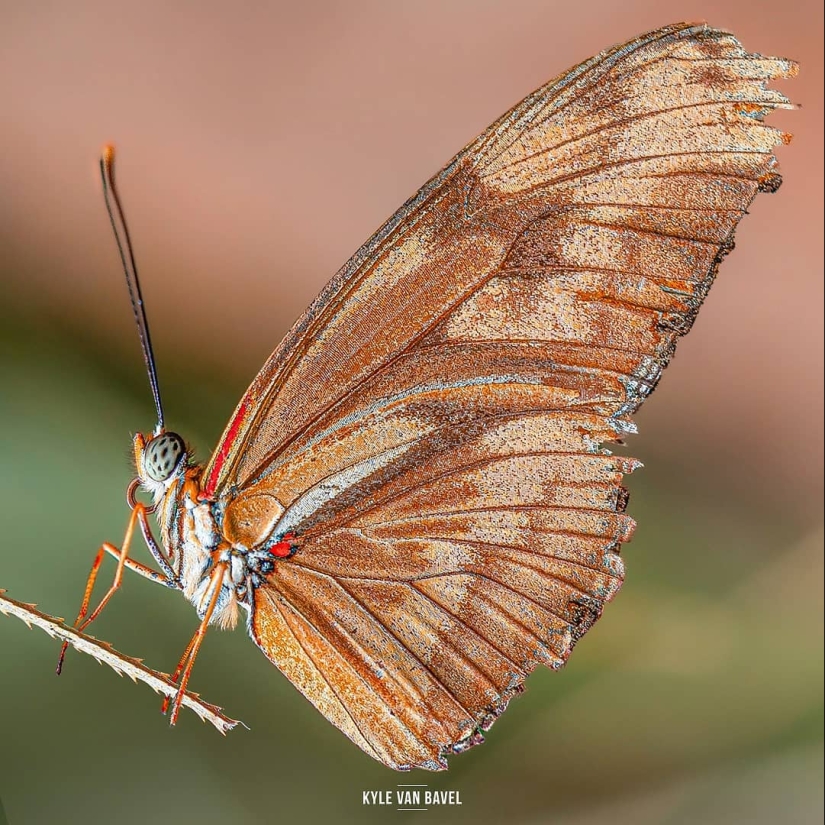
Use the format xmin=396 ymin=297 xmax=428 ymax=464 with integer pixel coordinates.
xmin=0 ymin=2 xmax=821 ymax=823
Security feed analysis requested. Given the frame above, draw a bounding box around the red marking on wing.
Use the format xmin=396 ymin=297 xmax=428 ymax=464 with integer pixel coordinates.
xmin=201 ymin=396 xmax=253 ymax=500
xmin=269 ymin=533 xmax=296 ymax=557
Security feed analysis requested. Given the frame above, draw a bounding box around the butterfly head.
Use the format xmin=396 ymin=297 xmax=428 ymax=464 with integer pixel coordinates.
xmin=133 ymin=430 xmax=188 ymax=498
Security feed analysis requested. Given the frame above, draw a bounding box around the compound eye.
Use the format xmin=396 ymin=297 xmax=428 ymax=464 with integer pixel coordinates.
xmin=143 ymin=432 xmax=186 ymax=481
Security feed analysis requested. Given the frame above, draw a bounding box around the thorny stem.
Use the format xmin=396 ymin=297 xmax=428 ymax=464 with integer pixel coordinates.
xmin=0 ymin=589 xmax=241 ymax=735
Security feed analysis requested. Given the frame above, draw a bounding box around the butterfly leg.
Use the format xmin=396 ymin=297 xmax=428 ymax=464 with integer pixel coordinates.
xmin=159 ymin=629 xmax=200 ymax=716
xmin=135 ymin=505 xmax=178 ymax=582
xmin=56 ymin=503 xmax=173 ymax=674
xmin=163 ymin=561 xmax=228 ymax=725
xmin=101 ymin=546 xmax=173 ymax=585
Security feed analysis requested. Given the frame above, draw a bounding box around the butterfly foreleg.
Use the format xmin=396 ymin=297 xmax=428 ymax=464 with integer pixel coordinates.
xmin=56 ymin=502 xmax=177 ymax=674
xmin=133 ymin=503 xmax=179 ymax=583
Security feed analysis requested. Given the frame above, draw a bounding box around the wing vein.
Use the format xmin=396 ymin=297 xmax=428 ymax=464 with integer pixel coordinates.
xmin=265 ymin=592 xmax=381 ymax=758
xmin=481 ymin=98 xmax=782 ymax=180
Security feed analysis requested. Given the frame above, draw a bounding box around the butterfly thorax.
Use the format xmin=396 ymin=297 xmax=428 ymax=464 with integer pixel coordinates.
xmin=134 ymin=431 xmax=296 ymax=631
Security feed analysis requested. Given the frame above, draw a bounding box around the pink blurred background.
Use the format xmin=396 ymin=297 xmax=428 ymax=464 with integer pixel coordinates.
xmin=2 ymin=1 xmax=821 ymax=519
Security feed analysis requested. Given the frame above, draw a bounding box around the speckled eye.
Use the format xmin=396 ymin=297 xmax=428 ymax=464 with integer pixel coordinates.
xmin=143 ymin=432 xmax=186 ymax=481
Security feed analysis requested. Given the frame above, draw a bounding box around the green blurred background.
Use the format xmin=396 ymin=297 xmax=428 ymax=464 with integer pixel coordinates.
xmin=1 ymin=2 xmax=822 ymax=823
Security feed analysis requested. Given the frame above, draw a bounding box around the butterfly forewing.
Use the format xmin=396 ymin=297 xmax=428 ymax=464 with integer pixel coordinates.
xmin=202 ymin=23 xmax=795 ymax=769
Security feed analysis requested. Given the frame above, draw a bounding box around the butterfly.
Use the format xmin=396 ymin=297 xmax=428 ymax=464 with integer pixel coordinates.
xmin=59 ymin=22 xmax=795 ymax=770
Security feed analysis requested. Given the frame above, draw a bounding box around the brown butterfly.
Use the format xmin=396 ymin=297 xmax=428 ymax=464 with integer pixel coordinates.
xmin=60 ymin=22 xmax=795 ymax=770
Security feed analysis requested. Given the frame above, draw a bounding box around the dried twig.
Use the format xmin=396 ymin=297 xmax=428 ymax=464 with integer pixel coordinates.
xmin=0 ymin=589 xmax=242 ymax=734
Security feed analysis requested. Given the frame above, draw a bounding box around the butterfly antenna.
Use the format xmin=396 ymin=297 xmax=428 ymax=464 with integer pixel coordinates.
xmin=100 ymin=146 xmax=165 ymax=433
